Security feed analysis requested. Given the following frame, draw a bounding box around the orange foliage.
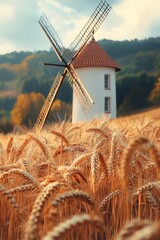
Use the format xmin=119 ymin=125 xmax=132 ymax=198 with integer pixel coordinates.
xmin=11 ymin=93 xmax=45 ymax=126
xmin=149 ymin=77 xmax=160 ymax=105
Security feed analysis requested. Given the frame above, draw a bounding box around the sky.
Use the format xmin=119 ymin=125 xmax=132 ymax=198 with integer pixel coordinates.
xmin=0 ymin=0 xmax=160 ymax=54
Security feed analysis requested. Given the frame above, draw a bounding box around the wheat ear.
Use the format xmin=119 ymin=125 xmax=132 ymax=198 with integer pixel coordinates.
xmin=86 ymin=127 xmax=110 ymax=139
xmin=24 ymin=182 xmax=70 ymax=240
xmin=94 ymin=137 xmax=108 ymax=150
xmin=108 ymin=132 xmax=117 ymax=174
xmin=0 ymin=142 xmax=4 ymax=163
xmin=98 ymin=153 xmax=109 ymax=177
xmin=121 ymin=137 xmax=160 ymax=186
xmin=0 ymin=169 xmax=40 ymax=187
xmin=42 ymin=214 xmax=106 ymax=240
xmin=7 ymin=184 xmax=38 ymax=195
xmin=21 ymin=158 xmax=30 ymax=172
xmin=91 ymin=152 xmax=99 ymax=192
xmin=117 ymin=219 xmax=160 ymax=240
xmin=0 ymin=164 xmax=19 ymax=173
xmin=145 ymin=190 xmax=158 ymax=208
xmin=61 ymin=167 xmax=87 ymax=183
xmin=99 ymin=190 xmax=121 ymax=212
xmin=133 ymin=181 xmax=160 ymax=197
xmin=53 ymin=145 xmax=85 ymax=157
xmin=28 ymin=135 xmax=49 ymax=160
xmin=16 ymin=137 xmax=30 ymax=160
xmin=51 ymin=190 xmax=94 ymax=208
xmin=6 ymin=136 xmax=14 ymax=157
xmin=0 ymin=184 xmax=19 ymax=214
xmin=72 ymin=153 xmax=91 ymax=167
xmin=51 ymin=130 xmax=69 ymax=145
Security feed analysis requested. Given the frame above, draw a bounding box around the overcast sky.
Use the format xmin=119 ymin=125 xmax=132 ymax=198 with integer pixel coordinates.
xmin=0 ymin=0 xmax=159 ymax=54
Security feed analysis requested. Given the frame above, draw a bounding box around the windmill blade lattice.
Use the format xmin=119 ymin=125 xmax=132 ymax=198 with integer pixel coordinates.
xmin=67 ymin=65 xmax=94 ymax=114
xmin=65 ymin=0 xmax=111 ymax=61
xmin=39 ymin=12 xmax=70 ymax=62
xmin=35 ymin=72 xmax=66 ymax=131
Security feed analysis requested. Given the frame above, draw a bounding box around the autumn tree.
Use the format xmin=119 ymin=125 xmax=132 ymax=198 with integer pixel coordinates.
xmin=149 ymin=78 xmax=160 ymax=105
xmin=11 ymin=92 xmax=45 ymax=126
xmin=48 ymin=99 xmax=72 ymax=122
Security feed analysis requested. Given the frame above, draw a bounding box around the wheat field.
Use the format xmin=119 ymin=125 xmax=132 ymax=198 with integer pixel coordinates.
xmin=1 ymin=114 xmax=160 ymax=239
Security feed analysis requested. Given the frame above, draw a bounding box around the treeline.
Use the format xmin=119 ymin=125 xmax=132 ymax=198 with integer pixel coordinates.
xmin=99 ymin=37 xmax=160 ymax=59
xmin=0 ymin=37 xmax=160 ymax=132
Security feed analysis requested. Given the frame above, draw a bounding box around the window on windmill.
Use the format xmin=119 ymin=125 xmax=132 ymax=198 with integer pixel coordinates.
xmin=104 ymin=97 xmax=111 ymax=113
xmin=104 ymin=74 xmax=110 ymax=90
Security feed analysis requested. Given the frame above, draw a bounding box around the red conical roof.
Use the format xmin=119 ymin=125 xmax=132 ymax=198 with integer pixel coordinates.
xmin=73 ymin=38 xmax=120 ymax=71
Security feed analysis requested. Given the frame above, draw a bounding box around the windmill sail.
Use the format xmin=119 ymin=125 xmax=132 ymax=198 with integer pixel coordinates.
xmin=67 ymin=65 xmax=94 ymax=114
xmin=64 ymin=0 xmax=111 ymax=62
xmin=35 ymin=72 xmax=66 ymax=131
xmin=39 ymin=12 xmax=66 ymax=62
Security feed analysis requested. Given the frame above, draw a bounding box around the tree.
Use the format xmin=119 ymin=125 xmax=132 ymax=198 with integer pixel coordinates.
xmin=11 ymin=93 xmax=45 ymax=126
xmin=22 ymin=77 xmax=40 ymax=93
xmin=117 ymin=73 xmax=156 ymax=116
xmin=149 ymin=78 xmax=160 ymax=105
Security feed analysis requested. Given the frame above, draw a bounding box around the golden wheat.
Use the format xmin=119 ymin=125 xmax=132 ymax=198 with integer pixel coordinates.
xmin=1 ymin=116 xmax=160 ymax=239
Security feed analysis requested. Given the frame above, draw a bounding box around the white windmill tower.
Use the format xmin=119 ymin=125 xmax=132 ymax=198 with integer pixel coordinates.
xmin=34 ymin=0 xmax=112 ymax=131
xmin=72 ymin=37 xmax=120 ymax=122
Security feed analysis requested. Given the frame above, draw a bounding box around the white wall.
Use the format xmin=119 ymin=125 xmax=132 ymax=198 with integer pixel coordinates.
xmin=72 ymin=67 xmax=117 ymax=123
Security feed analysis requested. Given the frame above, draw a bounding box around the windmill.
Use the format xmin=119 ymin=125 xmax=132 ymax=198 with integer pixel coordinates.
xmin=35 ymin=0 xmax=111 ymax=131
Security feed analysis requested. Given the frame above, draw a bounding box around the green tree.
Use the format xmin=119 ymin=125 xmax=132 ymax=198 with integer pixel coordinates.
xmin=117 ymin=73 xmax=156 ymax=116
xmin=22 ymin=77 xmax=40 ymax=93
xmin=11 ymin=92 xmax=45 ymax=126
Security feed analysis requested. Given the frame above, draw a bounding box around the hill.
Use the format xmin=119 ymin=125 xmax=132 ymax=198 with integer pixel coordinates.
xmin=0 ymin=37 xmax=160 ymax=131
xmin=117 ymin=106 xmax=160 ymax=121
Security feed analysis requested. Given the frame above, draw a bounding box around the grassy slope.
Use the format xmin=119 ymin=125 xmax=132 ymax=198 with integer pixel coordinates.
xmin=117 ymin=106 xmax=160 ymax=121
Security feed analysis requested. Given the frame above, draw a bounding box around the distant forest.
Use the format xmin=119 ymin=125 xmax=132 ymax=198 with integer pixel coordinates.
xmin=0 ymin=37 xmax=160 ymax=132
